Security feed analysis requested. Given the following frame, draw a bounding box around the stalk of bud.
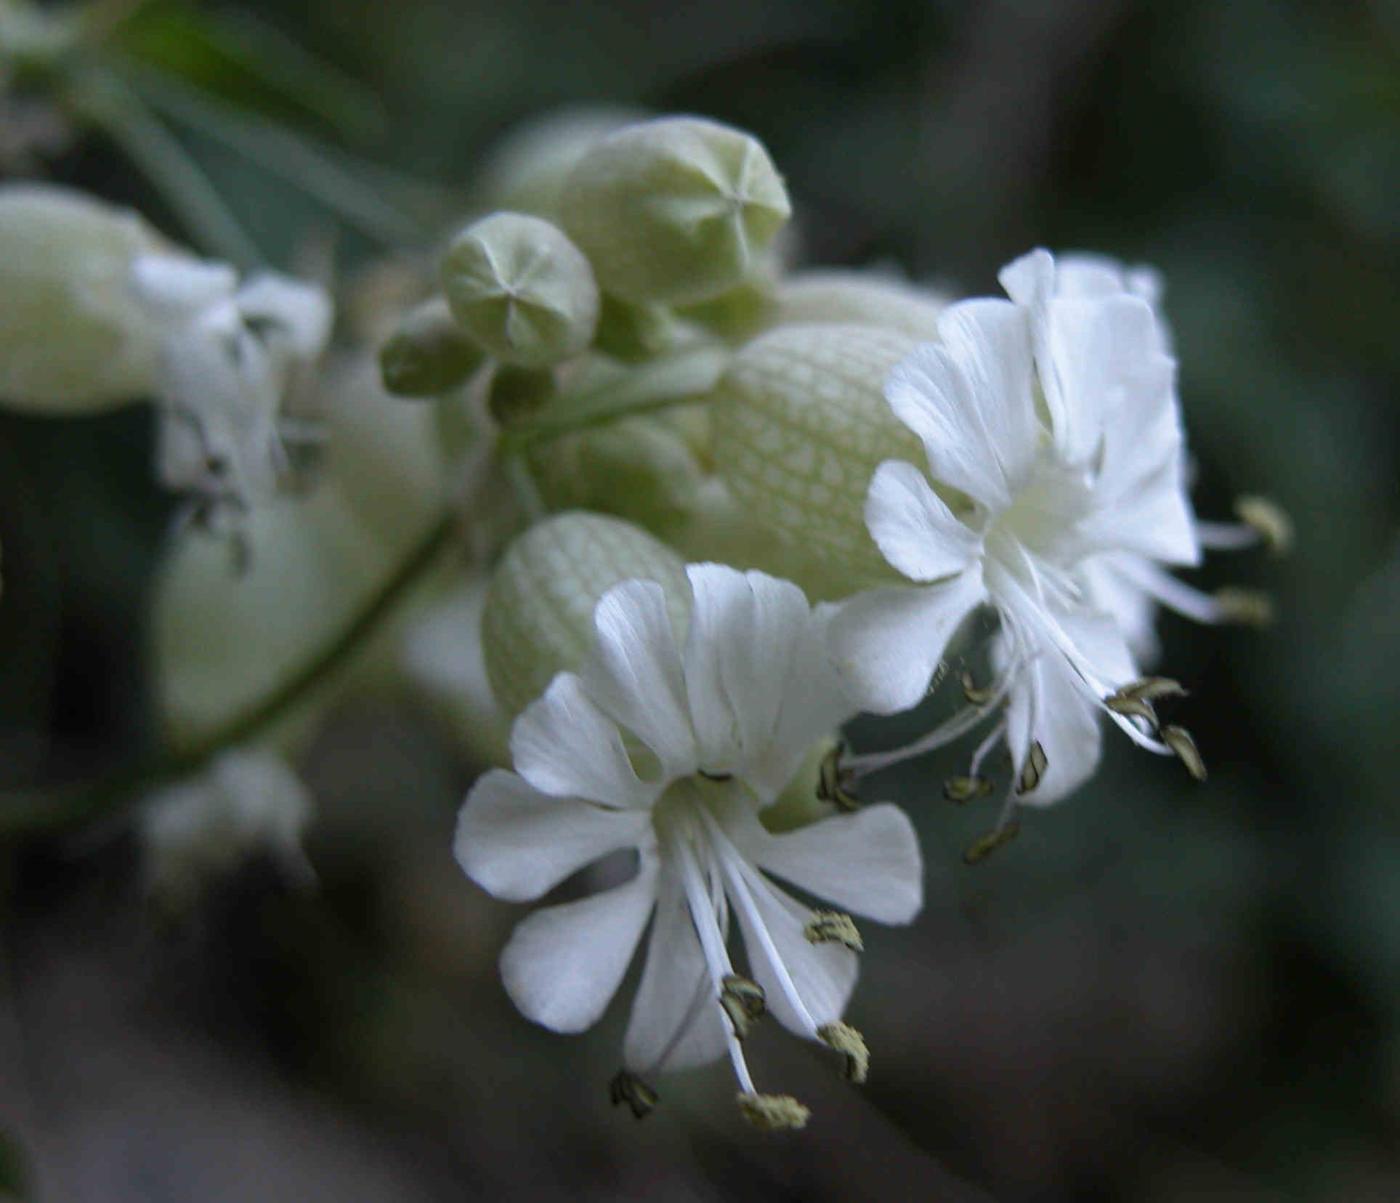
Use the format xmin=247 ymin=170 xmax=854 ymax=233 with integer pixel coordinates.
xmin=441 ymin=212 xmax=599 ymax=367
xmin=561 ymin=116 xmax=790 ymax=305
xmin=480 ymin=511 xmax=689 ymax=717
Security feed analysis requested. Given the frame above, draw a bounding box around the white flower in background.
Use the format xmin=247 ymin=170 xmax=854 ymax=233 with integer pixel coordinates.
xmin=456 ymin=564 xmax=922 ymax=1128
xmin=130 ymin=254 xmax=332 ymax=533
xmin=141 ymin=748 xmax=315 ymax=908
xmin=831 ymin=250 xmax=1216 ymax=830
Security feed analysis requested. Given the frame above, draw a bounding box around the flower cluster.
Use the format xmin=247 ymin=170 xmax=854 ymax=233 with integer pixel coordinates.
xmin=0 ymin=107 xmax=1286 ymax=1133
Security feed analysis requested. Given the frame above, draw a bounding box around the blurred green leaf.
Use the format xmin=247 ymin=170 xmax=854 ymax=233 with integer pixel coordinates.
xmin=0 ymin=1129 xmax=29 ymax=1199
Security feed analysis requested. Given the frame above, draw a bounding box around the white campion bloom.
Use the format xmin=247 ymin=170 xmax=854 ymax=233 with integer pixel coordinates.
xmin=830 ymin=249 xmax=1210 ymax=822
xmin=141 ymin=748 xmax=315 ymax=907
xmin=129 ymin=254 xmax=332 ymax=531
xmin=456 ymin=563 xmax=922 ymax=1128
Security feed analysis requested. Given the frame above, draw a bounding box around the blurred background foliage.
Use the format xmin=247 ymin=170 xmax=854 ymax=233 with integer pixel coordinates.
xmin=1 ymin=0 xmax=1398 ymax=1199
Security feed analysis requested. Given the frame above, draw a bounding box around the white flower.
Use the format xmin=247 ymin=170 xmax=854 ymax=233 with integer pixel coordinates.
xmin=141 ymin=748 xmax=314 ymax=906
xmin=130 ymin=254 xmax=332 ymax=530
xmin=831 ymin=250 xmax=1206 ymax=811
xmin=456 ymin=563 xmax=922 ymax=1126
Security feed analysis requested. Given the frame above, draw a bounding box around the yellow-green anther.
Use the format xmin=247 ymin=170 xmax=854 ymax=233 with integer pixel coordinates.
xmin=441 ymin=211 xmax=599 ymax=367
xmin=561 ymin=116 xmax=791 ymax=306
xmin=817 ymin=1021 xmax=870 ymax=1085
xmin=1121 ymin=677 xmax=1188 ymax=703
xmin=1016 ymin=741 xmax=1048 ymax=795
xmin=943 ymin=775 xmax=995 ymax=804
xmin=817 ymin=742 xmax=860 ymax=812
xmin=1162 ymin=725 xmax=1207 ymax=782
xmin=720 ymin=974 xmax=767 ymax=1039
xmin=1235 ymin=495 xmax=1293 ymax=556
xmin=378 ymin=297 xmax=485 ymax=397
xmin=1214 ymin=587 xmax=1274 ymax=627
xmin=804 ymin=910 xmax=864 ymax=952
xmin=1105 ymin=692 xmax=1157 ymax=723
xmin=963 ymin=821 xmax=1021 ymax=866
xmin=960 ymin=671 xmax=995 ymax=706
xmin=736 ymin=1092 xmax=811 ymax=1132
xmin=487 ymin=364 xmax=555 ymax=425
xmin=609 ymin=1069 xmax=659 ymax=1119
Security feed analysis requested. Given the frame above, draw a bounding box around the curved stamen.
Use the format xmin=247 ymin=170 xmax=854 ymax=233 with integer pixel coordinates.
xmin=1195 ymin=520 xmax=1260 ymax=552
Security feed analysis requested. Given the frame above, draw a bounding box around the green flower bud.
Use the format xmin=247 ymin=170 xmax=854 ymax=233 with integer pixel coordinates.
xmin=441 ymin=212 xmax=599 ymax=367
xmin=0 ymin=183 xmax=166 ymax=412
xmin=592 ymin=295 xmax=683 ymax=362
xmin=711 ymin=323 xmax=923 ymax=597
xmin=561 ymin=116 xmax=791 ymax=305
xmin=472 ymin=106 xmax=649 ymax=220
xmin=774 ymin=270 xmax=949 ymax=340
xmin=482 ymin=512 xmax=688 ymax=718
xmin=378 ymin=296 xmax=485 ymax=397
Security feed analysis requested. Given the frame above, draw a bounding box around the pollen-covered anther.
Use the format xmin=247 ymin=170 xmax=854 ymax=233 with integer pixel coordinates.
xmin=963 ymin=820 xmax=1021 ymax=865
xmin=1161 ymin=724 xmax=1207 ymax=782
xmin=943 ymin=775 xmax=995 ymax=804
xmin=736 ymin=1092 xmax=811 ymax=1131
xmin=720 ymin=973 xmax=767 ymax=1039
xmin=960 ymin=670 xmax=995 ymax=706
xmin=609 ymin=1070 xmax=659 ymax=1119
xmin=817 ymin=1021 xmax=870 ymax=1085
xmin=1214 ymin=587 xmax=1274 ymax=627
xmin=1016 ymin=741 xmax=1048 ymax=795
xmin=1121 ymin=677 xmax=1188 ymax=703
xmin=817 ymin=743 xmax=860 ymax=812
xmin=1235 ymin=495 xmax=1293 ymax=557
xmin=1105 ymin=692 xmax=1156 ymax=723
xmin=804 ymin=910 xmax=864 ymax=952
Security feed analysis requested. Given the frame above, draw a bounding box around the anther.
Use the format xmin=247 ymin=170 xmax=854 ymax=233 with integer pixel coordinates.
xmin=1235 ymin=495 xmax=1293 ymax=557
xmin=1105 ymin=692 xmax=1156 ymax=723
xmin=1214 ymin=588 xmax=1274 ymax=627
xmin=698 ymin=769 xmax=735 ymax=782
xmin=1121 ymin=677 xmax=1188 ymax=703
xmin=804 ymin=910 xmax=864 ymax=952
xmin=1161 ymin=725 xmax=1207 ymax=782
xmin=963 ymin=820 xmax=1021 ymax=865
xmin=960 ymin=670 xmax=994 ymax=706
xmin=818 ymin=1021 xmax=870 ymax=1085
xmin=943 ymin=775 xmax=995 ymax=804
xmin=609 ymin=1070 xmax=659 ymax=1119
xmin=817 ymin=743 xmax=860 ymax=812
xmin=720 ymin=974 xmax=767 ymax=1039
xmin=736 ymin=1092 xmax=811 ymax=1131
xmin=1016 ymin=741 xmax=1048 ymax=795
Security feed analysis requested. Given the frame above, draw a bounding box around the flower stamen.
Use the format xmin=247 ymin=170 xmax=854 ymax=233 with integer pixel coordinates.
xmin=804 ymin=910 xmax=863 ymax=952
xmin=609 ymin=1070 xmax=660 ymax=1119
xmin=817 ymin=1021 xmax=870 ymax=1084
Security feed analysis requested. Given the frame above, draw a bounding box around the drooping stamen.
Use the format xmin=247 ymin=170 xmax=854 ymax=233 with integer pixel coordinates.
xmin=1016 ymin=741 xmax=1048 ymax=795
xmin=1197 ymin=496 xmax=1293 ymax=557
xmin=1161 ymin=724 xmax=1207 ymax=782
xmin=963 ymin=820 xmax=1020 ymax=865
xmin=968 ymin=719 xmax=1006 ymax=778
xmin=1213 ymin=588 xmax=1274 ymax=627
xmin=960 ymin=670 xmax=995 ymax=706
xmin=817 ymin=744 xmax=861 ymax=812
xmin=720 ymin=974 xmax=767 ymax=1040
xmin=817 ymin=1021 xmax=870 ymax=1085
xmin=944 ymin=775 xmax=995 ymax=804
xmin=804 ymin=910 xmax=863 ymax=952
xmin=609 ymin=1070 xmax=659 ymax=1119
xmin=737 ymin=1092 xmax=811 ymax=1131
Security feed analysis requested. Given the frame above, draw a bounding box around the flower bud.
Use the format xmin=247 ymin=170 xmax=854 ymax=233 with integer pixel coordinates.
xmin=561 ymin=116 xmax=790 ymax=305
xmin=473 ymin=105 xmax=649 ymax=220
xmin=0 ymin=183 xmax=166 ymax=411
xmin=379 ymin=297 xmax=485 ymax=397
xmin=481 ymin=512 xmax=688 ymax=717
xmin=774 ymin=270 xmax=949 ymax=340
xmin=441 ymin=212 xmax=599 ymax=367
xmin=711 ymin=323 xmax=923 ymax=596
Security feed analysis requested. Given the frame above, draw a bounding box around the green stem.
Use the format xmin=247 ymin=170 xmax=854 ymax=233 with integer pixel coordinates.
xmin=0 ymin=512 xmax=457 ymax=835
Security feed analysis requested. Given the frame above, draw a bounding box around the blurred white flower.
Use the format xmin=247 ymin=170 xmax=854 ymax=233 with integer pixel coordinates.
xmin=130 ymin=254 xmax=332 ymax=532
xmin=456 ymin=564 xmax=922 ymax=1126
xmin=831 ymin=250 xmax=1204 ymax=813
xmin=141 ymin=749 xmax=314 ymax=907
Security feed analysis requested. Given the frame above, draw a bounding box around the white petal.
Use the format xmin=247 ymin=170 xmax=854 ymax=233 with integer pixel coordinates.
xmin=865 ymin=459 xmax=981 ymax=582
xmin=733 ymin=803 xmax=923 ymax=924
xmin=828 ymin=571 xmax=985 ymax=715
xmin=510 ymin=673 xmax=656 ymax=807
xmin=997 ymin=247 xmax=1055 ymax=310
xmin=623 ymin=870 xmax=728 ymax=1073
xmin=581 ymin=580 xmax=695 ymax=777
xmin=683 ymin=564 xmax=811 ymax=776
xmin=499 ymin=858 xmax=657 ymax=1033
xmin=455 ymin=770 xmax=650 ymax=902
xmin=130 ymin=254 xmax=238 ymax=319
xmin=732 ymin=867 xmax=857 ymax=1036
xmin=1001 ymin=646 xmax=1103 ymax=807
xmin=235 ymin=273 xmax=333 ymax=357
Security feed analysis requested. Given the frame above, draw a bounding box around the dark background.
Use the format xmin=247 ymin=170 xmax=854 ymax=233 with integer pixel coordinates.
xmin=2 ymin=0 xmax=1398 ymax=1199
